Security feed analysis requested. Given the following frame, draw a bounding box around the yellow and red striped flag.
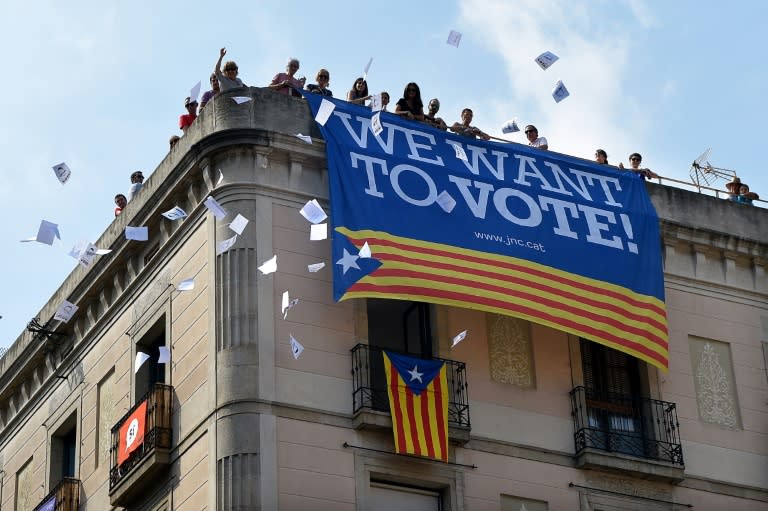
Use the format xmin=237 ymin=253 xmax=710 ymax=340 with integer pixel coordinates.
xmin=383 ymin=351 xmax=449 ymax=462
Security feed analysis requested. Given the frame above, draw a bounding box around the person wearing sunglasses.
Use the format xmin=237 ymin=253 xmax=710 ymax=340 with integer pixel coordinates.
xmin=423 ymin=98 xmax=448 ymax=131
xmin=214 ymin=47 xmax=246 ymax=91
xmin=619 ymin=152 xmax=658 ymax=179
xmin=524 ymin=125 xmax=548 ymax=150
xmin=394 ymin=82 xmax=425 ymax=121
xmin=306 ymin=68 xmax=333 ymax=97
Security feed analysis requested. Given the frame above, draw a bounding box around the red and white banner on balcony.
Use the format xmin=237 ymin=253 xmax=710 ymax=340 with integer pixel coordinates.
xmin=118 ymin=400 xmax=147 ymax=465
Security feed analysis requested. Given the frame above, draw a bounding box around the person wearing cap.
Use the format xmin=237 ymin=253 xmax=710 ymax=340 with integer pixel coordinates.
xmin=525 ymin=125 xmax=548 ymax=150
xmin=128 ymin=171 xmax=144 ymax=201
xmin=200 ymin=73 xmax=220 ymax=110
xmin=725 ymin=177 xmax=741 ymax=201
xmin=450 ymin=108 xmax=490 ymax=140
xmin=423 ymin=98 xmax=448 ymax=131
xmin=179 ymin=97 xmax=198 ymax=133
xmin=215 ymin=47 xmax=246 ymax=91
xmin=619 ymin=152 xmax=658 ymax=179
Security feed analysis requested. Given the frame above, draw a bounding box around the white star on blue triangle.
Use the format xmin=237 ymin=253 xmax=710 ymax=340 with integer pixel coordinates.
xmin=335 ymin=248 xmax=360 ymax=274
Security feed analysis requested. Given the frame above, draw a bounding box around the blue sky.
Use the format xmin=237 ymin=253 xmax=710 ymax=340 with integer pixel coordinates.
xmin=1 ymin=0 xmax=766 ymax=350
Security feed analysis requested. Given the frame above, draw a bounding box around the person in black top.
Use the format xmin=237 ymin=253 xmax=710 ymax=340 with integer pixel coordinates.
xmin=306 ymin=68 xmax=333 ymax=97
xmin=394 ymin=82 xmax=424 ymax=121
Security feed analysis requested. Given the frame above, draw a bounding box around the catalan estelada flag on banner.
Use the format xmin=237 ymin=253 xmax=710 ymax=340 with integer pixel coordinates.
xmin=118 ymin=400 xmax=147 ymax=465
xmin=383 ymin=351 xmax=449 ymax=462
xmin=303 ymin=93 xmax=668 ymax=371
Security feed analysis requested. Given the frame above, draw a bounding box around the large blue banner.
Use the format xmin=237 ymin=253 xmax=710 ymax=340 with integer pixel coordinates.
xmin=303 ymin=93 xmax=668 ymax=370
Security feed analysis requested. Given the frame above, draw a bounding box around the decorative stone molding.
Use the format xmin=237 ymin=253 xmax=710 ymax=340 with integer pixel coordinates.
xmin=486 ymin=314 xmax=535 ymax=387
xmin=217 ymin=453 xmax=260 ymax=509
xmin=690 ymin=338 xmax=741 ymax=429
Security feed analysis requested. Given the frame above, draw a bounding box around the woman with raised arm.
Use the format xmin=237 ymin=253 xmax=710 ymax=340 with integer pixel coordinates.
xmin=214 ymin=47 xmax=245 ymax=91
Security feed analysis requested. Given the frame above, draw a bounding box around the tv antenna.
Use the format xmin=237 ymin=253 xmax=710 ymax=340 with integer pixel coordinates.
xmin=689 ymin=148 xmax=738 ymax=190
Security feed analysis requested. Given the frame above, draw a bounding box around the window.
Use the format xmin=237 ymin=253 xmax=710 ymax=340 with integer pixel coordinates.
xmin=135 ymin=319 xmax=166 ymax=403
xmin=50 ymin=412 xmax=78 ymax=485
xmin=369 ymin=482 xmax=441 ymax=511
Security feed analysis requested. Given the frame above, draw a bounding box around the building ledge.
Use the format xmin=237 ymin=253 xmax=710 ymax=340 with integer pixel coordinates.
xmin=109 ymin=447 xmax=171 ymax=507
xmin=575 ymin=448 xmax=685 ymax=483
xmin=352 ymin=408 xmax=471 ymax=445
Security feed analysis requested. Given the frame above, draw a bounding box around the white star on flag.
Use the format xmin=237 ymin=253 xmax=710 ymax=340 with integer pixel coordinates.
xmin=335 ymin=248 xmax=360 ymax=274
xmin=407 ymin=365 xmax=423 ymax=383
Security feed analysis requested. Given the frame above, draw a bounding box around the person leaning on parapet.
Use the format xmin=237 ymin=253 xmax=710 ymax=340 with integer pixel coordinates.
xmin=394 ymin=82 xmax=425 ymax=122
xmin=305 ymin=68 xmax=333 ymax=97
xmin=525 ymin=125 xmax=548 ymax=150
xmin=619 ymin=152 xmax=658 ymax=179
xmin=725 ymin=177 xmax=741 ymax=201
xmin=128 ymin=171 xmax=144 ymax=201
xmin=200 ymin=73 xmax=220 ymax=110
xmin=215 ymin=48 xmax=246 ymax=91
xmin=423 ymin=98 xmax=448 ymax=131
xmin=381 ymin=92 xmax=390 ymax=111
xmin=595 ymin=149 xmax=609 ymax=165
xmin=737 ymin=182 xmax=759 ymax=205
xmin=450 ymin=108 xmax=490 ymax=140
xmin=179 ymin=97 xmax=198 ymax=133
xmin=269 ymin=57 xmax=306 ymax=98
xmin=169 ymin=135 xmax=180 ymax=150
xmin=114 ymin=194 xmax=127 ymax=217
xmin=347 ymin=77 xmax=371 ymax=106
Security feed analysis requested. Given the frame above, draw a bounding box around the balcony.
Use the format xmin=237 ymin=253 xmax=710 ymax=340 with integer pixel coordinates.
xmin=570 ymin=386 xmax=684 ymax=482
xmin=351 ymin=343 xmax=470 ymax=443
xmin=33 ymin=478 xmax=80 ymax=511
xmin=109 ymin=383 xmax=173 ymax=507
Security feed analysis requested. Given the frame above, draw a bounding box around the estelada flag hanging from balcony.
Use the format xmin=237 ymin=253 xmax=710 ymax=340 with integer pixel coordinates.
xmin=383 ymin=351 xmax=449 ymax=461
xmin=118 ymin=400 xmax=147 ymax=465
xmin=303 ymin=94 xmax=669 ymax=371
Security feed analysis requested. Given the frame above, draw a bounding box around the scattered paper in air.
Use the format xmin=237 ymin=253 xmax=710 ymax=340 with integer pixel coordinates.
xmin=162 ymin=206 xmax=188 ymax=221
xmin=289 ymin=334 xmax=304 ymax=360
xmin=300 ymin=199 xmax=327 ymax=224
xmin=370 ymin=93 xmax=382 ymax=112
xmin=134 ymin=352 xmax=151 ymax=373
xmin=95 ymin=248 xmax=111 ymax=255
xmin=125 ymin=226 xmax=149 ymax=241
xmin=204 ymin=196 xmax=228 ymax=219
xmin=232 ymin=96 xmax=252 ymax=104
xmin=363 ymin=57 xmax=373 ymax=80
xmin=501 ymin=119 xmax=520 ymax=134
xmin=359 ymin=241 xmax=372 ymax=258
xmin=258 ymin=255 xmax=277 ymax=275
xmin=315 ymin=99 xmax=335 ymax=126
xmin=295 ymin=133 xmax=312 ymax=144
xmin=552 ymin=80 xmax=570 ymax=103
xmin=371 ymin=111 xmax=383 ymax=137
xmin=217 ymin=234 xmax=238 ymax=255
xmin=451 ymin=330 xmax=468 ymax=348
xmin=447 ymin=30 xmax=462 ymax=47
xmin=535 ymin=51 xmax=559 ymax=70
xmin=54 ymin=300 xmax=78 ymax=323
xmin=216 ymin=169 xmax=224 ymax=186
xmin=450 ymin=143 xmax=468 ymax=162
xmin=310 ymin=223 xmax=328 ymax=241
xmin=190 ymin=81 xmax=201 ymax=103
xmin=158 ymin=346 xmax=171 ymax=364
xmin=308 ymin=262 xmax=325 ymax=273
xmin=52 ymin=162 xmax=71 ymax=184
xmin=229 ymin=214 xmax=249 ymax=235
xmin=77 ymin=242 xmax=98 ymax=267
xmin=281 ymin=291 xmax=300 ymax=319
xmin=436 ymin=191 xmax=457 ymax=213
xmin=21 ymin=220 xmax=61 ymax=245
xmin=176 ymin=278 xmax=195 ymax=291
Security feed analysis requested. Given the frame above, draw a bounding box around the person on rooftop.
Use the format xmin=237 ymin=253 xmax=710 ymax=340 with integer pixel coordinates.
xmin=169 ymin=135 xmax=180 ymax=149
xmin=595 ymin=149 xmax=609 ymax=165
xmin=423 ymin=98 xmax=448 ymax=131
xmin=214 ymin=48 xmax=246 ymax=91
xmin=450 ymin=108 xmax=490 ymax=140
xmin=619 ymin=152 xmax=658 ymax=179
xmin=114 ymin=194 xmax=127 ymax=217
xmin=725 ymin=177 xmax=741 ymax=201
xmin=737 ymin=182 xmax=759 ymax=205
xmin=347 ymin=77 xmax=370 ymax=106
xmin=305 ymin=68 xmax=333 ymax=97
xmin=128 ymin=171 xmax=144 ymax=201
xmin=179 ymin=97 xmax=198 ymax=133
xmin=200 ymin=73 xmax=220 ymax=110
xmin=525 ymin=125 xmax=548 ymax=150
xmin=394 ymin=82 xmax=425 ymax=121
xmin=381 ymin=92 xmax=390 ymax=111
xmin=269 ymin=57 xmax=305 ymax=97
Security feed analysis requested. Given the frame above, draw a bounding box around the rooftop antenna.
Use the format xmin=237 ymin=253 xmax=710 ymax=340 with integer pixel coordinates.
xmin=689 ymin=148 xmax=737 ymax=190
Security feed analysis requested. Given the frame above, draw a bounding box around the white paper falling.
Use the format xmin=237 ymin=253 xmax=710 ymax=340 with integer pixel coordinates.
xmin=447 ymin=30 xmax=462 ymax=47
xmin=295 ymin=133 xmax=313 ymax=144
xmin=299 ymin=199 xmax=327 ymax=224
xmin=370 ymin=93 xmax=382 ymax=112
xmin=162 ymin=206 xmax=188 ymax=220
xmin=307 ymin=262 xmax=326 ymax=273
xmin=359 ymin=241 xmax=372 ymax=258
xmin=451 ymin=330 xmax=468 ymax=348
xmin=501 ymin=119 xmax=520 ymax=134
xmin=22 ymin=220 xmax=61 ymax=245
xmin=363 ymin=57 xmax=373 ymax=80
xmin=258 ymin=255 xmax=278 ymax=275
xmin=216 ymin=234 xmax=238 ymax=255
xmin=125 ymin=226 xmax=149 ymax=241
xmin=534 ymin=51 xmax=559 ymax=70
xmin=176 ymin=278 xmax=195 ymax=291
xmin=232 ymin=96 xmax=252 ymax=104
xmin=314 ymin=99 xmax=335 ymax=126
xmin=204 ymin=196 xmax=228 ymax=220
xmin=436 ymin=191 xmax=457 ymax=213
xmin=229 ymin=214 xmax=249 ymax=235
xmin=134 ymin=352 xmax=151 ymax=373
xmin=552 ymin=80 xmax=570 ymax=103
xmin=289 ymin=334 xmax=304 ymax=360
xmin=158 ymin=346 xmax=171 ymax=364
xmin=189 ymin=81 xmax=202 ymax=103
xmin=310 ymin=223 xmax=328 ymax=241
xmin=54 ymin=300 xmax=78 ymax=323
xmin=52 ymin=162 xmax=71 ymax=184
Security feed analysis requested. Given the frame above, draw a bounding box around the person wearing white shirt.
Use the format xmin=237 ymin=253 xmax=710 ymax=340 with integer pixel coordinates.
xmin=525 ymin=125 xmax=548 ymax=150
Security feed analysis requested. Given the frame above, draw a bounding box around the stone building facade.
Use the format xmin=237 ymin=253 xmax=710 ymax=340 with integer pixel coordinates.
xmin=0 ymin=89 xmax=766 ymax=510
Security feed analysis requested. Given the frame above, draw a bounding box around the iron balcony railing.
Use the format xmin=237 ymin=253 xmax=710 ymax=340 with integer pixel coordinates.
xmin=33 ymin=477 xmax=80 ymax=511
xmin=109 ymin=383 xmax=173 ymax=490
xmin=570 ymin=386 xmax=683 ymax=466
xmin=351 ymin=343 xmax=470 ymax=428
